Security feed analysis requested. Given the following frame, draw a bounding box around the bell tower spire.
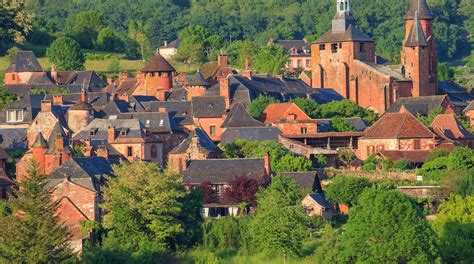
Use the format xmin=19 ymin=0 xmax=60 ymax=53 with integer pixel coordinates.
xmin=332 ymin=0 xmax=356 ymax=33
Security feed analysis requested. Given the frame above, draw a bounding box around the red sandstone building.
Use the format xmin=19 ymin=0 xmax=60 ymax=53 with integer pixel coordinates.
xmin=311 ymin=0 xmax=438 ymax=114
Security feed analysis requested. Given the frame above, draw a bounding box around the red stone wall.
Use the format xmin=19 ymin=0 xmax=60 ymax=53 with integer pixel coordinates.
xmin=273 ymin=122 xmax=318 ymax=135
xmin=194 ymin=117 xmax=225 ymax=142
xmin=399 ymin=138 xmax=435 ymax=150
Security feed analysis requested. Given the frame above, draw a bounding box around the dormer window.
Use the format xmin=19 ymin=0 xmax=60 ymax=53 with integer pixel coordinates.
xmin=121 ymin=130 xmax=127 ymax=136
xmin=6 ymin=109 xmax=24 ymax=123
xmin=159 ymin=119 xmax=164 ymax=127
xmin=89 ymin=129 xmax=95 ymax=136
xmin=146 ymin=120 xmax=151 ymax=127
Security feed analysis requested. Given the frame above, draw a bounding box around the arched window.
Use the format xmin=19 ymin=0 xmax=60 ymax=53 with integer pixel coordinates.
xmin=340 ymin=2 xmax=344 ymax=11
xmin=151 ymin=145 xmax=157 ymax=158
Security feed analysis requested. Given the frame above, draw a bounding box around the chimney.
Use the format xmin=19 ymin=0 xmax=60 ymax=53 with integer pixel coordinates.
xmin=51 ymin=65 xmax=58 ymax=82
xmin=218 ymin=53 xmax=228 ymax=67
xmin=158 ymin=107 xmax=166 ymax=113
xmin=164 ymin=40 xmax=168 ymax=47
xmin=96 ymin=146 xmax=109 ymax=159
xmin=118 ymin=94 xmax=129 ymax=102
xmin=242 ymin=70 xmax=252 ymax=79
xmin=244 ymin=57 xmax=249 ymax=69
xmin=80 ymin=89 xmax=87 ymax=103
xmin=107 ymin=126 xmax=115 ymax=142
xmin=219 ymin=77 xmax=230 ymax=109
xmin=40 ymin=100 xmax=52 ymax=112
xmin=263 ymin=151 xmax=271 ymax=176
xmin=55 ymin=135 xmax=64 ymax=151
xmin=52 ymin=95 xmax=63 ymax=105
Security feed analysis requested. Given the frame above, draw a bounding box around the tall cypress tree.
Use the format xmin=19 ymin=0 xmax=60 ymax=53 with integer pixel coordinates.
xmin=0 ymin=160 xmax=75 ymax=263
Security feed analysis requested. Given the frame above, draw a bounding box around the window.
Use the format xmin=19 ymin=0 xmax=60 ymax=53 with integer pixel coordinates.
xmin=127 ymin=147 xmax=133 ymax=157
xmin=377 ymin=145 xmax=384 ymax=151
xmin=301 ymin=127 xmax=308 ymax=134
xmin=414 ymin=140 xmax=421 ymax=150
xmin=287 ymin=60 xmax=292 ymax=67
xmin=367 ymin=146 xmax=375 ymax=155
xmin=210 ymin=125 xmax=216 ymax=135
xmin=297 ymin=59 xmax=303 ymax=68
xmin=306 ymin=59 xmax=311 ymax=68
xmin=151 ymin=145 xmax=157 ymax=158
xmin=339 ymin=43 xmax=342 ymax=48
xmin=360 ymin=43 xmax=364 ymax=53
xmin=121 ymin=130 xmax=127 ymax=136
xmin=6 ymin=110 xmax=24 ymax=123
xmin=12 ymin=74 xmax=15 ymax=81
xmin=319 ymin=44 xmax=325 ymax=50
xmin=331 ymin=43 xmax=338 ymax=53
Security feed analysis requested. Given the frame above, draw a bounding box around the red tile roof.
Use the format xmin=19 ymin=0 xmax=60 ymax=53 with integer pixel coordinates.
xmin=430 ymin=114 xmax=474 ymax=140
xmin=363 ymin=112 xmax=435 ymax=139
xmin=142 ymin=54 xmax=175 ymax=72
xmin=378 ymin=150 xmax=430 ymax=163
xmin=261 ymin=103 xmax=311 ymax=124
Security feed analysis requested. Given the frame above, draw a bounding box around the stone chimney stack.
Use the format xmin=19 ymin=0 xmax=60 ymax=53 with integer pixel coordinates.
xmin=263 ymin=151 xmax=271 ymax=177
xmin=80 ymin=89 xmax=87 ymax=103
xmin=218 ymin=53 xmax=228 ymax=67
xmin=96 ymin=146 xmax=109 ymax=159
xmin=52 ymin=95 xmax=63 ymax=105
xmin=158 ymin=107 xmax=166 ymax=113
xmin=51 ymin=65 xmax=58 ymax=82
xmin=107 ymin=126 xmax=115 ymax=143
xmin=219 ymin=77 xmax=230 ymax=109
xmin=41 ymin=100 xmax=52 ymax=112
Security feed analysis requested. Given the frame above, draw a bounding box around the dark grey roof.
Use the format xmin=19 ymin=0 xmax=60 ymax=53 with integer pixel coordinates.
xmin=52 ymin=71 xmax=107 ymax=89
xmin=117 ymin=112 xmax=179 ymax=133
xmin=308 ymin=193 xmax=332 ymax=208
xmin=404 ymin=12 xmax=428 ymax=47
xmin=404 ymin=0 xmax=433 ymax=20
xmin=161 ymin=39 xmax=180 ymax=48
xmin=182 ymin=158 xmax=266 ymax=184
xmin=97 ymin=99 xmax=140 ymax=118
xmin=44 ymin=92 xmax=109 ymax=109
xmin=273 ymin=40 xmax=309 ymax=55
xmin=48 ymin=157 xmax=113 ymax=192
xmin=220 ymin=127 xmax=282 ymax=146
xmin=314 ymin=25 xmax=373 ymax=44
xmin=167 ymin=88 xmax=188 ymax=102
xmin=32 ymin=132 xmax=48 ymax=147
xmin=316 ymin=117 xmax=368 ymax=132
xmin=186 ymin=71 xmax=209 ymax=87
xmin=222 ymin=103 xmax=263 ymax=128
xmin=386 ymin=95 xmax=448 ymax=116
xmin=0 ymin=128 xmax=27 ymax=152
xmin=437 ymin=82 xmax=474 ymax=108
xmin=74 ymin=119 xmax=143 ymax=141
xmin=0 ymin=94 xmax=44 ymax=125
xmin=170 ymin=128 xmax=221 ymax=154
xmin=143 ymin=101 xmax=193 ymax=126
xmin=191 ymin=96 xmax=226 ymax=118
xmin=6 ymin=51 xmax=43 ymax=72
xmin=280 ymin=171 xmax=323 ymax=193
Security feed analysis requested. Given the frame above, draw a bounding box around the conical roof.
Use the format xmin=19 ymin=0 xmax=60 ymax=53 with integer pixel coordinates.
xmin=222 ymin=103 xmax=264 ymax=128
xmin=404 ymin=12 xmax=428 ymax=47
xmin=404 ymin=0 xmax=433 ymax=20
xmin=142 ymin=53 xmax=175 ymax=72
xmin=32 ymin=132 xmax=48 ymax=148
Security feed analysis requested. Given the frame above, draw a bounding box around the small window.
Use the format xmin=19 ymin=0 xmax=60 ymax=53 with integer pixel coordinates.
xmin=297 ymin=59 xmax=303 ymax=68
xmin=210 ymin=125 xmax=216 ymax=135
xmin=12 ymin=74 xmax=16 ymax=81
xmin=301 ymin=127 xmax=308 ymax=134
xmin=414 ymin=140 xmax=421 ymax=150
xmin=89 ymin=130 xmax=95 ymax=136
xmin=127 ymin=147 xmax=133 ymax=157
xmin=287 ymin=60 xmax=293 ymax=67
xmin=151 ymin=145 xmax=157 ymax=158
xmin=6 ymin=110 xmax=24 ymax=123
xmin=339 ymin=43 xmax=342 ymax=48
xmin=289 ymin=144 xmax=294 ymax=149
xmin=331 ymin=43 xmax=338 ymax=53
xmin=319 ymin=44 xmax=325 ymax=50
xmin=121 ymin=130 xmax=126 ymax=136
xmin=367 ymin=146 xmax=375 ymax=155
xmin=377 ymin=145 xmax=384 ymax=151
xmin=306 ymin=59 xmax=311 ymax=68
xmin=360 ymin=43 xmax=364 ymax=53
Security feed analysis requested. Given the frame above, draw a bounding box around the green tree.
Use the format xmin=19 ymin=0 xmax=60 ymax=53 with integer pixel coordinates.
xmin=381 ymin=157 xmax=394 ymax=172
xmin=313 ymin=225 xmax=343 ymax=264
xmin=0 ymin=160 xmax=75 ymax=263
xmin=128 ymin=20 xmax=151 ymax=61
xmin=438 ymin=63 xmax=455 ymax=82
xmin=425 ymin=148 xmax=450 ymax=163
xmin=64 ymin=10 xmax=104 ymax=49
xmin=0 ymin=2 xmax=33 ymax=54
xmin=247 ymin=95 xmax=278 ymax=119
xmin=249 ymin=175 xmax=307 ymax=258
xmin=101 ymin=162 xmax=188 ymax=260
xmin=432 ymin=195 xmax=474 ymax=263
xmin=0 ymin=88 xmax=18 ymax=110
xmin=253 ymin=44 xmax=288 ymax=75
xmin=417 ymin=107 xmax=443 ymax=127
xmin=314 ymin=154 xmax=328 ymax=168
xmin=395 ymin=158 xmax=411 ymax=171
xmin=47 ymin=37 xmax=85 ymax=71
xmin=337 ymin=148 xmax=355 ymax=169
xmin=319 ymin=100 xmax=378 ymax=124
xmin=325 ymin=176 xmax=372 ymax=206
xmin=330 ymin=116 xmax=354 ymax=132
xmin=96 ymin=27 xmax=123 ymax=52
xmin=290 ymin=97 xmax=320 ymax=118
xmin=340 ymin=188 xmax=440 ymax=263
xmin=226 ymin=40 xmax=260 ymax=69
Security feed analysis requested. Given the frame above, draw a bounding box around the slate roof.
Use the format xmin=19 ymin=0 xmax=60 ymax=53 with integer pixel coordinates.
xmin=114 ymin=79 xmax=139 ymax=95
xmin=280 ymin=171 xmax=322 ymax=193
xmin=273 ymin=40 xmax=309 ymax=55
xmin=143 ymin=101 xmax=194 ymax=126
xmin=386 ymin=95 xmax=449 ymax=116
xmin=167 ymin=88 xmax=188 ymax=101
xmin=404 ymin=12 xmax=428 ymax=47
xmin=117 ymin=112 xmax=180 ymax=133
xmin=5 ymin=84 xmax=94 ymax=98
xmin=6 ymin=51 xmax=43 ymax=72
xmin=74 ymin=119 xmax=143 ymax=141
xmin=182 ymin=158 xmax=266 ymax=184
xmin=0 ymin=128 xmax=27 ymax=151
xmin=354 ymin=60 xmax=409 ymax=81
xmin=378 ymin=150 xmax=430 ymax=163
xmin=161 ymin=39 xmax=180 ymax=48
xmin=186 ymin=71 xmax=209 ymax=86
xmin=170 ymin=128 xmax=221 ymax=154
xmin=52 ymin=71 xmax=107 ymax=89
xmin=430 ymin=114 xmax=474 ymax=140
xmin=0 ymin=94 xmax=44 ymax=125
xmin=314 ymin=25 xmax=373 ymax=44
xmin=404 ymin=0 xmax=433 ymax=20
xmin=220 ymin=127 xmax=282 ymax=146
xmin=0 ymin=148 xmax=10 ymax=160
xmin=191 ymin=96 xmax=226 ymax=118
xmin=142 ymin=54 xmax=175 ymax=72
xmin=201 ymin=61 xmax=219 ymax=80
xmin=32 ymin=132 xmax=48 ymax=147
xmin=437 ymin=82 xmax=474 ymax=108
xmin=96 ymin=99 xmax=143 ymax=118
xmin=44 ymin=92 xmax=109 ymax=109
xmin=307 ymin=193 xmax=332 ymax=209
xmin=48 ymin=157 xmax=113 ymax=192
xmin=221 ymin=103 xmax=264 ymax=128
xmin=363 ymin=112 xmax=435 ymax=139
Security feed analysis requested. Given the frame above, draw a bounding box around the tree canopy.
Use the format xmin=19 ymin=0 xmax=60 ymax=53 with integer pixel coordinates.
xmin=325 ymin=176 xmax=372 ymax=206
xmin=46 ymin=37 xmax=85 ymax=71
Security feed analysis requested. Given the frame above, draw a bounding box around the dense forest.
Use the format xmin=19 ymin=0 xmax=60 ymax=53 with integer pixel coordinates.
xmin=12 ymin=0 xmax=473 ymax=64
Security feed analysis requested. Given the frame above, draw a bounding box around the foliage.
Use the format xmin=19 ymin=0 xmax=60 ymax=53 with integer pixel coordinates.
xmin=380 ymin=157 xmax=394 ymax=172
xmin=314 ymin=154 xmax=327 ymax=168
xmin=46 ymin=37 xmax=85 ymax=71
xmin=330 ymin=116 xmax=354 ymax=132
xmin=438 ymin=63 xmax=454 ymax=82
xmin=290 ymin=97 xmax=320 ymax=119
xmin=195 ymin=181 xmax=219 ymax=204
xmin=253 ymin=44 xmax=289 ymax=75
xmin=107 ymin=58 xmax=121 ymax=73
xmin=0 ymin=159 xmax=75 ymax=263
xmin=325 ymin=176 xmax=372 ymax=206
xmin=221 ymin=176 xmax=261 ymax=207
xmin=128 ymin=20 xmax=152 ymax=61
xmin=101 ymin=162 xmax=194 ymax=259
xmin=395 ymin=158 xmax=411 ymax=171
xmin=425 ymin=148 xmax=450 ymax=163
xmin=202 ymin=217 xmax=249 ymax=251
xmin=30 ymin=87 xmax=71 ymax=95
xmin=420 ymin=147 xmax=474 ymax=182
xmin=318 ymin=100 xmax=378 ymax=124
xmin=0 ymin=88 xmax=18 ymax=110
xmin=247 ymin=94 xmax=278 ymax=119
xmin=312 ymin=225 xmax=343 ymax=264
xmin=96 ymin=27 xmax=124 ymax=52
xmin=175 ymin=25 xmax=223 ymax=64
xmin=64 ymin=10 xmax=104 ymax=49
xmin=226 ymin=40 xmax=260 ymax=69
xmin=417 ymin=107 xmax=443 ymax=127
xmin=176 ymin=189 xmax=204 ymax=249
xmin=248 ymin=175 xmax=307 ymax=257
xmin=432 ymin=195 xmax=474 ymax=263
xmin=0 ymin=2 xmax=33 ymax=54
xmin=340 ymin=188 xmax=440 ymax=263
xmin=6 ymin=46 xmax=21 ymax=62
xmin=362 ymin=153 xmax=378 ymax=172
xmin=337 ymin=148 xmax=355 ymax=169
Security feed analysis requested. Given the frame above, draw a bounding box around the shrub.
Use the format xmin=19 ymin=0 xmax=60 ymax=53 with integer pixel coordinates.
xmin=202 ymin=217 xmax=248 ymax=251
xmin=395 ymin=158 xmax=411 ymax=171
xmin=325 ymin=176 xmax=372 ymax=206
xmin=362 ymin=162 xmax=376 ymax=172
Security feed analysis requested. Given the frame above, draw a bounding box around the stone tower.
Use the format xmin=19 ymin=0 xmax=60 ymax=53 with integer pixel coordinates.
xmin=185 ymin=70 xmax=209 ymax=100
xmin=140 ymin=53 xmax=175 ymax=100
xmin=67 ymin=90 xmax=92 ymax=135
xmin=401 ymin=0 xmax=437 ymax=96
xmin=332 ymin=0 xmax=356 ymax=33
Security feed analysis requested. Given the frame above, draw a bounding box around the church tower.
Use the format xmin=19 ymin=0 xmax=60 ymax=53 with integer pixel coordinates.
xmin=332 ymin=0 xmax=356 ymax=33
xmin=401 ymin=0 xmax=437 ymax=96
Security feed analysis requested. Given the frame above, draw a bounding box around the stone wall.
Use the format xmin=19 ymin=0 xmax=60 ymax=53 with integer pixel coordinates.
xmin=324 ymin=168 xmax=417 ymax=181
